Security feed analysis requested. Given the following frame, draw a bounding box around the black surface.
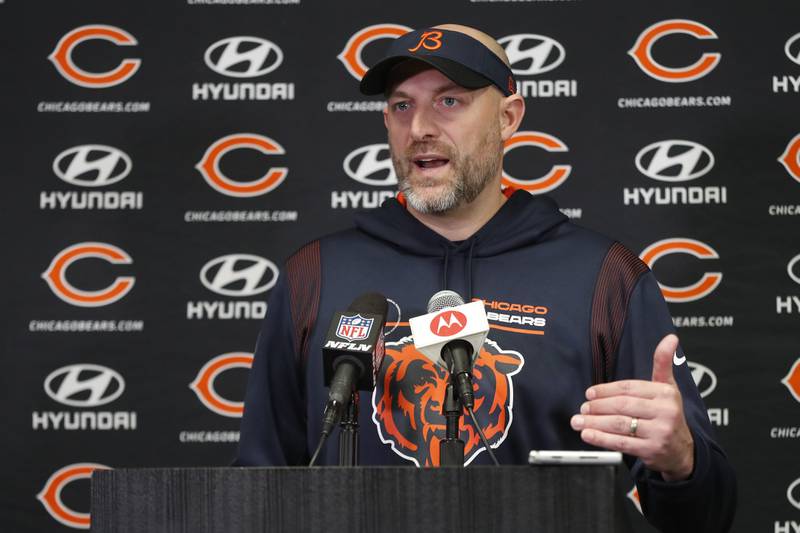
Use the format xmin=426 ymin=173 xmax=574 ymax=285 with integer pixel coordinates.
xmin=91 ymin=466 xmax=619 ymax=533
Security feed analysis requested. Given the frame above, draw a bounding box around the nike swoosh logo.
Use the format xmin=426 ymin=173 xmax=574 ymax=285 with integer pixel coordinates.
xmin=673 ymin=351 xmax=686 ymax=365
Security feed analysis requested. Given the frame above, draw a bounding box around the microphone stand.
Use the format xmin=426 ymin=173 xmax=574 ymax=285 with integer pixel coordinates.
xmin=439 ymin=379 xmax=465 ymax=466
xmin=338 ymin=390 xmax=359 ymax=466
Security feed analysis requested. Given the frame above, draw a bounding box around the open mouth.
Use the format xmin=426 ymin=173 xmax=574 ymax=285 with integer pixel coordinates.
xmin=413 ymin=156 xmax=450 ymax=169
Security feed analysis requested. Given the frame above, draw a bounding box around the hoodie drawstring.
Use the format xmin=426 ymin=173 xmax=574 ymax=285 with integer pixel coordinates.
xmin=439 ymin=239 xmax=477 ymax=302
xmin=466 ymin=238 xmax=476 ymax=302
xmin=441 ymin=245 xmax=450 ymax=293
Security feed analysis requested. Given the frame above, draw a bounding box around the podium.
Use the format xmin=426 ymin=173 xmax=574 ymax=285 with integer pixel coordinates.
xmin=91 ymin=466 xmax=624 ymax=532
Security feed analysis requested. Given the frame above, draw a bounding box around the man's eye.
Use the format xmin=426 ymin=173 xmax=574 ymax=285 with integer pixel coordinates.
xmin=441 ymin=97 xmax=457 ymax=107
xmin=393 ymin=102 xmax=410 ymax=111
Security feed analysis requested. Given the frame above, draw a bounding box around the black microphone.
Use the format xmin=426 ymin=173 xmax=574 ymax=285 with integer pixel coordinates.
xmin=415 ymin=290 xmax=499 ymax=466
xmin=425 ymin=290 xmax=484 ymax=409
xmin=320 ymin=292 xmax=388 ymax=437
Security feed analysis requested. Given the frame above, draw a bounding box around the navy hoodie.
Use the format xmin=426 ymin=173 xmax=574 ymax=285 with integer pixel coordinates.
xmin=237 ymin=190 xmax=736 ymax=532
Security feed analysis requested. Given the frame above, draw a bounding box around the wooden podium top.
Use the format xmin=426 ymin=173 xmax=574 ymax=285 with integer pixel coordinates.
xmin=91 ymin=465 xmax=622 ymax=533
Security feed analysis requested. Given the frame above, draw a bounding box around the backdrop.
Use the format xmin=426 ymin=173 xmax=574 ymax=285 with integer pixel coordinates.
xmin=1 ymin=0 xmax=798 ymax=531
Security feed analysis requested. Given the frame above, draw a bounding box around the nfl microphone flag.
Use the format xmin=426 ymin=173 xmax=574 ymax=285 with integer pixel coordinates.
xmin=322 ymin=294 xmax=387 ymax=391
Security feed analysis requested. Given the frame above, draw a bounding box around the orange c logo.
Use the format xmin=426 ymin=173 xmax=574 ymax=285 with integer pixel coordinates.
xmin=408 ymin=31 xmax=443 ymax=53
xmin=640 ymin=238 xmax=722 ymax=303
xmin=782 ymin=358 xmax=800 ymax=403
xmin=48 ymin=25 xmax=141 ymax=88
xmin=196 ymin=133 xmax=288 ymax=198
xmin=502 ymin=131 xmax=571 ymax=194
xmin=42 ymin=242 xmax=135 ymax=307
xmin=338 ymin=23 xmax=413 ymax=80
xmin=37 ymin=463 xmax=110 ymax=529
xmin=189 ymin=352 xmax=254 ymax=417
xmin=628 ymin=19 xmax=720 ymax=83
xmin=779 ymin=133 xmax=800 ymax=184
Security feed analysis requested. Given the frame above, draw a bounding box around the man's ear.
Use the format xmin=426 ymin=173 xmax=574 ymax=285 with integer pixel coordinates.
xmin=383 ymin=106 xmax=389 ymax=129
xmin=499 ymin=94 xmax=525 ymax=141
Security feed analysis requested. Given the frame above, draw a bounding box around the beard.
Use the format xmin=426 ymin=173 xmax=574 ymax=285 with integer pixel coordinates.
xmin=391 ymin=125 xmax=503 ymax=215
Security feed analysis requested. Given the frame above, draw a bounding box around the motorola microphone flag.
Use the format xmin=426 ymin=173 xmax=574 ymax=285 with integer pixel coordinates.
xmin=410 ymin=290 xmax=500 ymax=465
xmin=409 ymin=298 xmax=489 ymax=370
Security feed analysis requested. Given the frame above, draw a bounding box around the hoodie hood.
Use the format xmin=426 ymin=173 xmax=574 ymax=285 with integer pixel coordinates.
xmin=353 ymin=189 xmax=568 ymax=258
xmin=353 ymin=190 xmax=568 ymax=300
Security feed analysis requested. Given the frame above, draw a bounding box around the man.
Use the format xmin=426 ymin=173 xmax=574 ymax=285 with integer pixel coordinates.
xmin=237 ymin=24 xmax=736 ymax=532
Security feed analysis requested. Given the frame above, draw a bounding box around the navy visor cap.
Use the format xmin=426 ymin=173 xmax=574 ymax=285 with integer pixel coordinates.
xmin=359 ymin=28 xmax=516 ymax=97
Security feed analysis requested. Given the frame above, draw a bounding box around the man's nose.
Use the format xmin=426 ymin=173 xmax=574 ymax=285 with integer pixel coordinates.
xmin=409 ymin=105 xmax=440 ymax=141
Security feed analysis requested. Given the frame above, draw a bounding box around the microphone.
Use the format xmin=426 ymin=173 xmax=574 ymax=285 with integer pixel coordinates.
xmin=409 ymin=290 xmax=489 ymax=409
xmin=320 ymin=292 xmax=388 ymax=437
xmin=410 ymin=291 xmax=500 ymax=466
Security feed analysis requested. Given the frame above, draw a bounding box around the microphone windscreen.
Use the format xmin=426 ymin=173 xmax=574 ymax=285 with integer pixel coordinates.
xmin=347 ymin=292 xmax=388 ymax=317
xmin=427 ymin=290 xmax=465 ymax=313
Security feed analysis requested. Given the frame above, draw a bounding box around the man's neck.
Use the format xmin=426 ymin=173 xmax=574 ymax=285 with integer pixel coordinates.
xmin=406 ymin=181 xmax=507 ymax=242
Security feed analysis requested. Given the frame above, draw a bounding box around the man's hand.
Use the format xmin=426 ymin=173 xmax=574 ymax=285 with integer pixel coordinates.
xmin=570 ymin=334 xmax=695 ymax=481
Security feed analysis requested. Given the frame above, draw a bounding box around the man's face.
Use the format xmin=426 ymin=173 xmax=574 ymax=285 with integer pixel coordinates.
xmin=384 ymin=67 xmax=503 ymax=215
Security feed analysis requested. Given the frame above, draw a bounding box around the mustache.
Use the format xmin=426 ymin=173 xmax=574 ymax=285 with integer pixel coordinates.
xmin=404 ymin=141 xmax=456 ymax=160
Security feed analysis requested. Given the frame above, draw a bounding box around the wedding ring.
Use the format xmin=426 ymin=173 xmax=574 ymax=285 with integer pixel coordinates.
xmin=629 ymin=417 xmax=639 ymax=436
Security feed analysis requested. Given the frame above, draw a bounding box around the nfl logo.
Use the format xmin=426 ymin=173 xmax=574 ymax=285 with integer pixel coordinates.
xmin=336 ymin=314 xmax=374 ymax=342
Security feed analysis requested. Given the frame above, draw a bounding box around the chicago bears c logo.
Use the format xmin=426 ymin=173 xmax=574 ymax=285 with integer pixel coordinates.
xmin=502 ymin=131 xmax=571 ymax=194
xmin=189 ymin=352 xmax=253 ymax=417
xmin=42 ymin=242 xmax=135 ymax=307
xmin=372 ymin=337 xmax=523 ymax=466
xmin=37 ymin=462 xmax=110 ymax=529
xmin=639 ymin=238 xmax=722 ymax=303
xmin=779 ymin=133 xmax=800 ymax=183
xmin=195 ymin=133 xmax=287 ymax=197
xmin=49 ymin=25 xmax=140 ymax=88
xmin=338 ymin=24 xmax=412 ymax=80
xmin=628 ymin=19 xmax=720 ymax=83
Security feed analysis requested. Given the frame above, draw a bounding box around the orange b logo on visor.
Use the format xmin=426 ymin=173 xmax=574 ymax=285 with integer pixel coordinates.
xmin=409 ymin=31 xmax=443 ymax=53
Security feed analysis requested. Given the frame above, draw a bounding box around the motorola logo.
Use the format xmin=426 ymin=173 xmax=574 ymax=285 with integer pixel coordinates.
xmin=204 ymin=37 xmax=283 ymax=78
xmin=343 ymin=144 xmax=397 ymax=186
xmin=52 ymin=145 xmax=132 ymax=187
xmin=635 ymin=140 xmax=714 ymax=182
xmin=200 ymin=254 xmax=278 ymax=297
xmin=430 ymin=310 xmax=467 ymax=337
xmin=44 ymin=364 xmax=125 ymax=408
xmin=497 ymin=34 xmax=566 ymax=76
xmin=688 ymin=361 xmax=717 ymax=398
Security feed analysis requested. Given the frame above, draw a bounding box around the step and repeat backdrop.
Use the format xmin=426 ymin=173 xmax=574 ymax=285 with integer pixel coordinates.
xmin=0 ymin=0 xmax=798 ymax=531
